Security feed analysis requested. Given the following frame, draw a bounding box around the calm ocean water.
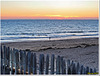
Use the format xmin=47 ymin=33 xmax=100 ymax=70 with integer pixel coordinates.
xmin=1 ymin=19 xmax=99 ymax=42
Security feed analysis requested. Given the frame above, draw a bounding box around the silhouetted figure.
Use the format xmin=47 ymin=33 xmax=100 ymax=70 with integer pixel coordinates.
xmin=49 ymin=37 xmax=51 ymax=40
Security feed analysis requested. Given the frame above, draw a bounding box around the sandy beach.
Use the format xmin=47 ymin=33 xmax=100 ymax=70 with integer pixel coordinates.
xmin=1 ymin=37 xmax=99 ymax=71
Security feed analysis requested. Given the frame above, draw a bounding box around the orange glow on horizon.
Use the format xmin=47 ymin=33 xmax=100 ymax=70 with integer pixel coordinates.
xmin=1 ymin=1 xmax=99 ymax=19
xmin=1 ymin=16 xmax=98 ymax=20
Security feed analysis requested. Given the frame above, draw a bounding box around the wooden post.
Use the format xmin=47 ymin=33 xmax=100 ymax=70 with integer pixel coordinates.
xmin=7 ymin=47 xmax=10 ymax=74
xmin=68 ymin=65 xmax=71 ymax=74
xmin=72 ymin=63 xmax=76 ymax=74
xmin=30 ymin=53 xmax=33 ymax=74
xmin=1 ymin=45 xmax=3 ymax=74
xmin=60 ymin=57 xmax=63 ymax=74
xmin=15 ymin=49 xmax=19 ymax=74
xmin=90 ymin=68 xmax=93 ymax=73
xmin=51 ymin=54 xmax=55 ymax=74
xmin=62 ymin=59 xmax=66 ymax=74
xmin=56 ymin=55 xmax=60 ymax=74
xmin=83 ymin=67 xmax=86 ymax=74
xmin=14 ymin=48 xmax=17 ymax=74
xmin=67 ymin=60 xmax=70 ymax=67
xmin=42 ymin=54 xmax=44 ymax=74
xmin=5 ymin=47 xmax=8 ymax=74
xmin=3 ymin=46 xmax=7 ymax=74
xmin=23 ymin=51 xmax=26 ymax=74
xmin=10 ymin=48 xmax=12 ymax=74
xmin=14 ymin=49 xmax=17 ymax=74
xmin=39 ymin=54 xmax=42 ymax=74
xmin=17 ymin=49 xmax=20 ymax=74
xmin=20 ymin=50 xmax=23 ymax=74
xmin=94 ymin=68 xmax=96 ymax=73
xmin=11 ymin=48 xmax=15 ymax=74
xmin=69 ymin=60 xmax=74 ymax=74
xmin=76 ymin=62 xmax=80 ymax=74
xmin=39 ymin=54 xmax=44 ymax=74
xmin=80 ymin=65 xmax=84 ymax=74
xmin=45 ymin=54 xmax=49 ymax=74
xmin=67 ymin=59 xmax=70 ymax=74
xmin=27 ymin=51 xmax=31 ymax=74
xmin=11 ymin=49 xmax=16 ymax=74
xmin=33 ymin=53 xmax=37 ymax=74
xmin=9 ymin=48 xmax=12 ymax=74
xmin=86 ymin=66 xmax=89 ymax=74
xmin=26 ymin=52 xmax=28 ymax=74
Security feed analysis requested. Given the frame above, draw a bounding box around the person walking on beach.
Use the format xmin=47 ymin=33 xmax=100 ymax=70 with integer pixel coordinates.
xmin=49 ymin=37 xmax=51 ymax=40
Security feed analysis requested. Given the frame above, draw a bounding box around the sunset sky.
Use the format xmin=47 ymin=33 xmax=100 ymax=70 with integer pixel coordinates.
xmin=1 ymin=0 xmax=99 ymax=19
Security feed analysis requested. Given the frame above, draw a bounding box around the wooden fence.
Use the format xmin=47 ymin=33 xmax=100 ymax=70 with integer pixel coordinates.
xmin=0 ymin=45 xmax=97 ymax=75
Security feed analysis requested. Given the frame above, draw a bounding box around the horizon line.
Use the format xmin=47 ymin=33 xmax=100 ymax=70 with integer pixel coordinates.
xmin=1 ymin=18 xmax=99 ymax=20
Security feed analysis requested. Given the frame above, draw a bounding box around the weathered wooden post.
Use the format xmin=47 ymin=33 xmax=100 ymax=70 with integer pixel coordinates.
xmin=42 ymin=54 xmax=44 ymax=74
xmin=39 ymin=54 xmax=42 ymax=74
xmin=76 ymin=62 xmax=80 ymax=74
xmin=13 ymin=48 xmax=17 ymax=74
xmin=90 ymin=68 xmax=93 ymax=74
xmin=51 ymin=54 xmax=55 ymax=74
xmin=94 ymin=68 xmax=96 ymax=74
xmin=68 ymin=65 xmax=71 ymax=74
xmin=3 ymin=46 xmax=5 ymax=74
xmin=83 ymin=67 xmax=86 ymax=74
xmin=17 ymin=49 xmax=20 ymax=74
xmin=62 ymin=59 xmax=66 ymax=74
xmin=68 ymin=60 xmax=73 ymax=74
xmin=67 ymin=59 xmax=70 ymax=74
xmin=4 ymin=46 xmax=7 ymax=74
xmin=33 ymin=53 xmax=37 ymax=74
xmin=1 ymin=46 xmax=3 ymax=74
xmin=20 ymin=50 xmax=23 ymax=74
xmin=72 ymin=63 xmax=76 ymax=74
xmin=45 ymin=54 xmax=49 ymax=74
xmin=10 ymin=48 xmax=12 ymax=74
xmin=11 ymin=48 xmax=15 ymax=74
xmin=23 ymin=51 xmax=26 ymax=74
xmin=5 ymin=47 xmax=8 ymax=74
xmin=80 ymin=65 xmax=84 ymax=74
xmin=27 ymin=51 xmax=31 ymax=74
xmin=15 ymin=49 xmax=20 ymax=74
xmin=56 ymin=55 xmax=60 ymax=74
xmin=67 ymin=60 xmax=70 ymax=67
xmin=30 ymin=53 xmax=33 ymax=74
xmin=7 ymin=47 xmax=10 ymax=74
xmin=14 ymin=49 xmax=17 ymax=74
xmin=86 ymin=66 xmax=89 ymax=74
xmin=9 ymin=48 xmax=12 ymax=74
xmin=26 ymin=52 xmax=28 ymax=74
xmin=60 ymin=57 xmax=63 ymax=74
xmin=39 ymin=54 xmax=44 ymax=74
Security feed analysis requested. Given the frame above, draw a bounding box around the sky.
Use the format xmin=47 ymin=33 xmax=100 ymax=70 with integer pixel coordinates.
xmin=1 ymin=0 xmax=99 ymax=19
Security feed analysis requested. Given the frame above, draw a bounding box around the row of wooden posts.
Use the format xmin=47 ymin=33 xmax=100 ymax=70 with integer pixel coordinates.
xmin=1 ymin=45 xmax=97 ymax=74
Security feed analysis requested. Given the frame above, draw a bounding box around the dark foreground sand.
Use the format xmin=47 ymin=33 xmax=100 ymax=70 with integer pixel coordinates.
xmin=1 ymin=37 xmax=99 ymax=71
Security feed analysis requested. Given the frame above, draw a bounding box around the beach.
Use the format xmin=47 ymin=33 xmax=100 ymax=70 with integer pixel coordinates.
xmin=1 ymin=1 xmax=99 ymax=74
xmin=1 ymin=37 xmax=99 ymax=71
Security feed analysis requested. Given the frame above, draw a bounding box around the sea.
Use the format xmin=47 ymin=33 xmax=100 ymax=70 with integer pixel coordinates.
xmin=1 ymin=19 xmax=99 ymax=43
